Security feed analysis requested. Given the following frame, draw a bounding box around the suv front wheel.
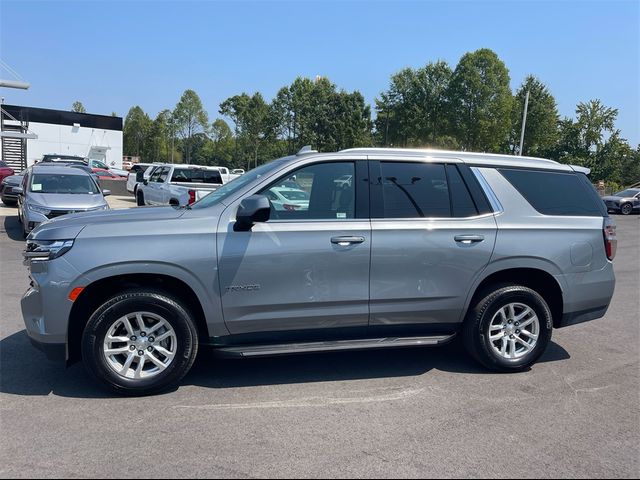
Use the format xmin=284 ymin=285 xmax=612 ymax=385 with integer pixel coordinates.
xmin=463 ymin=285 xmax=553 ymax=372
xmin=82 ymin=290 xmax=199 ymax=396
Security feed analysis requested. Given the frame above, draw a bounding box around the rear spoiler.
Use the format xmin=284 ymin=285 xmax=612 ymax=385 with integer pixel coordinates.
xmin=570 ymin=165 xmax=591 ymax=175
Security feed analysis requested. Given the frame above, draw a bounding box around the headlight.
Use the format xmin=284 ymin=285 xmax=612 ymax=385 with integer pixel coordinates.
xmin=28 ymin=203 xmax=51 ymax=216
xmin=23 ymin=239 xmax=74 ymax=262
xmin=88 ymin=204 xmax=109 ymax=211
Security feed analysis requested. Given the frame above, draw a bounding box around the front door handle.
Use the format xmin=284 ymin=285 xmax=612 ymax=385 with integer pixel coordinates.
xmin=331 ymin=236 xmax=365 ymax=246
xmin=454 ymin=235 xmax=485 ymax=244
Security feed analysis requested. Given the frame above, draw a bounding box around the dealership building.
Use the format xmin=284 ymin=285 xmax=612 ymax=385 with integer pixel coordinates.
xmin=0 ymin=104 xmax=123 ymax=171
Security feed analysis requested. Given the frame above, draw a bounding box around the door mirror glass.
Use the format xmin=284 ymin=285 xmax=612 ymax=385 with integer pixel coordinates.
xmin=234 ymin=195 xmax=271 ymax=231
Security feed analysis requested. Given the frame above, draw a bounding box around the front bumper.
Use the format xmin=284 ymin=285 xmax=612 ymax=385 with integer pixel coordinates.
xmin=21 ymin=257 xmax=84 ymax=362
xmin=0 ymin=183 xmax=19 ymax=201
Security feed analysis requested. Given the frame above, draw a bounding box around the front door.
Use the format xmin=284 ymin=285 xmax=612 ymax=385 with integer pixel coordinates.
xmin=369 ymin=159 xmax=497 ymax=328
xmin=217 ymin=160 xmax=371 ymax=336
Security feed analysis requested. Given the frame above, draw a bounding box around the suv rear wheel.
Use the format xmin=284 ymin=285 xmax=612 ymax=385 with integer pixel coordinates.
xmin=463 ymin=285 xmax=552 ymax=372
xmin=82 ymin=290 xmax=199 ymax=396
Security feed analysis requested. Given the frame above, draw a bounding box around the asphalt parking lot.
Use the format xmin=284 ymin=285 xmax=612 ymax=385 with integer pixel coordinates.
xmin=0 ymin=200 xmax=638 ymax=478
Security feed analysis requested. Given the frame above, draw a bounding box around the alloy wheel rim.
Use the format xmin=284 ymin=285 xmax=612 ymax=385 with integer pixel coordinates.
xmin=622 ymin=204 xmax=632 ymax=214
xmin=102 ymin=312 xmax=177 ymax=380
xmin=488 ymin=302 xmax=540 ymax=360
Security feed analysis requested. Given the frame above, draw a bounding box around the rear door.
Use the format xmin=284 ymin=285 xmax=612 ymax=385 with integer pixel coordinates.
xmin=368 ymin=158 xmax=497 ymax=329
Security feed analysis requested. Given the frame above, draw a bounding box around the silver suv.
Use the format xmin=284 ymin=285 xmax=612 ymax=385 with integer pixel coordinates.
xmin=21 ymin=148 xmax=616 ymax=396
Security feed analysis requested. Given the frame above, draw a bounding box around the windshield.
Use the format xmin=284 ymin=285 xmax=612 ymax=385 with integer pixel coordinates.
xmin=30 ymin=173 xmax=100 ymax=194
xmin=614 ymin=189 xmax=640 ymax=197
xmin=191 ymin=159 xmax=288 ymax=209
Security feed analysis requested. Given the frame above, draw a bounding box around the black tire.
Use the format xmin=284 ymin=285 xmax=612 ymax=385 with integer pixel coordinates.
xmin=462 ymin=285 xmax=553 ymax=373
xmin=82 ymin=290 xmax=199 ymax=396
xmin=136 ymin=191 xmax=145 ymax=206
xmin=169 ymin=199 xmax=179 ymax=207
xmin=621 ymin=203 xmax=633 ymax=215
xmin=1 ymin=198 xmax=17 ymax=207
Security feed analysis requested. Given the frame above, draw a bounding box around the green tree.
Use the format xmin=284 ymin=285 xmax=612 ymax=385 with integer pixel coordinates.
xmin=375 ymin=61 xmax=453 ymax=148
xmin=71 ymin=101 xmax=86 ymax=113
xmin=510 ymin=75 xmax=559 ymax=156
xmin=447 ymin=48 xmax=513 ymax=152
xmin=123 ymin=106 xmax=152 ymax=159
xmin=209 ymin=119 xmax=235 ymax=167
xmin=173 ymin=89 xmax=209 ymax=163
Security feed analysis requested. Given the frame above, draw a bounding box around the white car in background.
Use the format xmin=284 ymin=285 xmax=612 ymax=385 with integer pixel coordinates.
xmin=265 ymin=186 xmax=310 ymax=211
xmin=126 ymin=163 xmax=159 ymax=194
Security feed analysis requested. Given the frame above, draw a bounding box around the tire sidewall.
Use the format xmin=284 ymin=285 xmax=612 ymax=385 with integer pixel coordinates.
xmin=82 ymin=293 xmax=197 ymax=395
xmin=621 ymin=203 xmax=632 ymax=215
xmin=476 ymin=288 xmax=552 ymax=370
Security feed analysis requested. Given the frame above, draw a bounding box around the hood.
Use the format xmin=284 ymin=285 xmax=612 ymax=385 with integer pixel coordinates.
xmin=30 ymin=206 xmax=186 ymax=241
xmin=2 ymin=174 xmax=23 ymax=186
xmin=27 ymin=192 xmax=108 ymax=210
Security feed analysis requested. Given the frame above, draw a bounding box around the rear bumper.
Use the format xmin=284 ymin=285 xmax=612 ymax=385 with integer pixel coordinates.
xmin=557 ymin=304 xmax=610 ymax=329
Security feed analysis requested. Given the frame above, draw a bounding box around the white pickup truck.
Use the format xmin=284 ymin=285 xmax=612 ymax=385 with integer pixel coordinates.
xmin=135 ymin=164 xmax=224 ymax=207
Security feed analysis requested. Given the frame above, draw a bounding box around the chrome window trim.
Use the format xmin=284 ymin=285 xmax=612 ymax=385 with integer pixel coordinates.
xmin=471 ymin=166 xmax=504 ymax=214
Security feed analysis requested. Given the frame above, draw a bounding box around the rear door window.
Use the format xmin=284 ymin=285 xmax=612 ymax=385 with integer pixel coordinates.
xmin=171 ymin=169 xmax=223 ymax=184
xmin=377 ymin=162 xmax=451 ymax=218
xmin=499 ymin=168 xmax=606 ymax=216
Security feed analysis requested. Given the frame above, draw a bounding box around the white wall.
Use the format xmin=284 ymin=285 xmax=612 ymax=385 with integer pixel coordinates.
xmin=26 ymin=122 xmax=123 ymax=168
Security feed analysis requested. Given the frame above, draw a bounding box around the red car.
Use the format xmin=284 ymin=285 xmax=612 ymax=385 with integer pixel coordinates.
xmin=0 ymin=161 xmax=15 ymax=184
xmin=92 ymin=168 xmax=126 ymax=180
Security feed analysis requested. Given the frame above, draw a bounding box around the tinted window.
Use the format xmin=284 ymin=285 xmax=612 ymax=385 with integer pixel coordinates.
xmin=261 ymin=162 xmax=355 ymax=220
xmin=149 ymin=167 xmax=163 ymax=182
xmin=157 ymin=167 xmax=170 ymax=183
xmin=171 ymin=168 xmax=223 ymax=184
xmin=446 ymin=165 xmax=478 ymax=217
xmin=379 ymin=162 xmax=450 ymax=218
xmin=500 ymin=169 xmax=605 ymax=216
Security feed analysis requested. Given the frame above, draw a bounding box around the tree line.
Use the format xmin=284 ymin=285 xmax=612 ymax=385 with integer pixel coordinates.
xmin=120 ymin=48 xmax=639 ymax=186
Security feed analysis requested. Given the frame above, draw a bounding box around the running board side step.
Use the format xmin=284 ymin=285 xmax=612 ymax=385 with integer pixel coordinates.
xmin=217 ymin=334 xmax=456 ymax=358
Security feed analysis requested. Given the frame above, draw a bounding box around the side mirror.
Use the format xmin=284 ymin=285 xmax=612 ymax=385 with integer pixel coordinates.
xmin=143 ymin=179 xmax=149 ymax=186
xmin=234 ymin=194 xmax=271 ymax=232
xmin=136 ymin=171 xmax=144 ymax=182
xmin=13 ymin=186 xmax=24 ymax=196
xmin=102 ymin=189 xmax=111 ymax=197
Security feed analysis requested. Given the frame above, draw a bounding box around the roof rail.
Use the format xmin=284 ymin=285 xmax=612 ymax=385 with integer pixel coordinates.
xmin=296 ymin=145 xmax=318 ymax=156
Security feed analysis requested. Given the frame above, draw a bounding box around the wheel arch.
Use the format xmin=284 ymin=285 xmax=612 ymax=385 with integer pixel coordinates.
xmin=463 ymin=264 xmax=564 ymax=329
xmin=68 ymin=272 xmax=212 ymax=364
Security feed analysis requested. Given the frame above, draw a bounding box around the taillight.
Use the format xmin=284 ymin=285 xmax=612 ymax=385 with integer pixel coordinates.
xmin=603 ymin=217 xmax=617 ymax=261
xmin=188 ymin=190 xmax=196 ymax=205
xmin=283 ymin=204 xmax=299 ymax=211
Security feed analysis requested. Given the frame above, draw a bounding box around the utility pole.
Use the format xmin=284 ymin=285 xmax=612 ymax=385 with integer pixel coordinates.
xmin=518 ymin=89 xmax=530 ymax=156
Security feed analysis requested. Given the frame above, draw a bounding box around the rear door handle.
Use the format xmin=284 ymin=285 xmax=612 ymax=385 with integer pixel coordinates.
xmin=454 ymin=235 xmax=485 ymax=244
xmin=331 ymin=236 xmax=366 ymax=246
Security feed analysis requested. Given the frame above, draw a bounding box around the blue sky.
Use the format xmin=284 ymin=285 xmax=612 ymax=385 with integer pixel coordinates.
xmin=1 ymin=0 xmax=638 ymax=145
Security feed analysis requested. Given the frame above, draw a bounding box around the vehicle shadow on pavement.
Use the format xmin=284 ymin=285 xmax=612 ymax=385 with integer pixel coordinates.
xmin=3 ymin=215 xmax=24 ymax=242
xmin=0 ymin=330 xmax=570 ymax=398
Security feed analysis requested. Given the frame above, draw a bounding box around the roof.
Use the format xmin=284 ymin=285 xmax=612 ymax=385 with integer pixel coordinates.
xmin=338 ymin=148 xmax=574 ymax=172
xmin=31 ymin=165 xmax=91 ymax=176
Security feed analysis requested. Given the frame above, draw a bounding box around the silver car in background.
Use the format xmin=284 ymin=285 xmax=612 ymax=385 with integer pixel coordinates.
xmin=16 ymin=165 xmax=110 ymax=237
xmin=602 ymin=188 xmax=640 ymax=215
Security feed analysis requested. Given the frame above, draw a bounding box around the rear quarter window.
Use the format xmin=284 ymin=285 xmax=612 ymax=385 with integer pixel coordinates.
xmin=499 ymin=168 xmax=606 ymax=216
